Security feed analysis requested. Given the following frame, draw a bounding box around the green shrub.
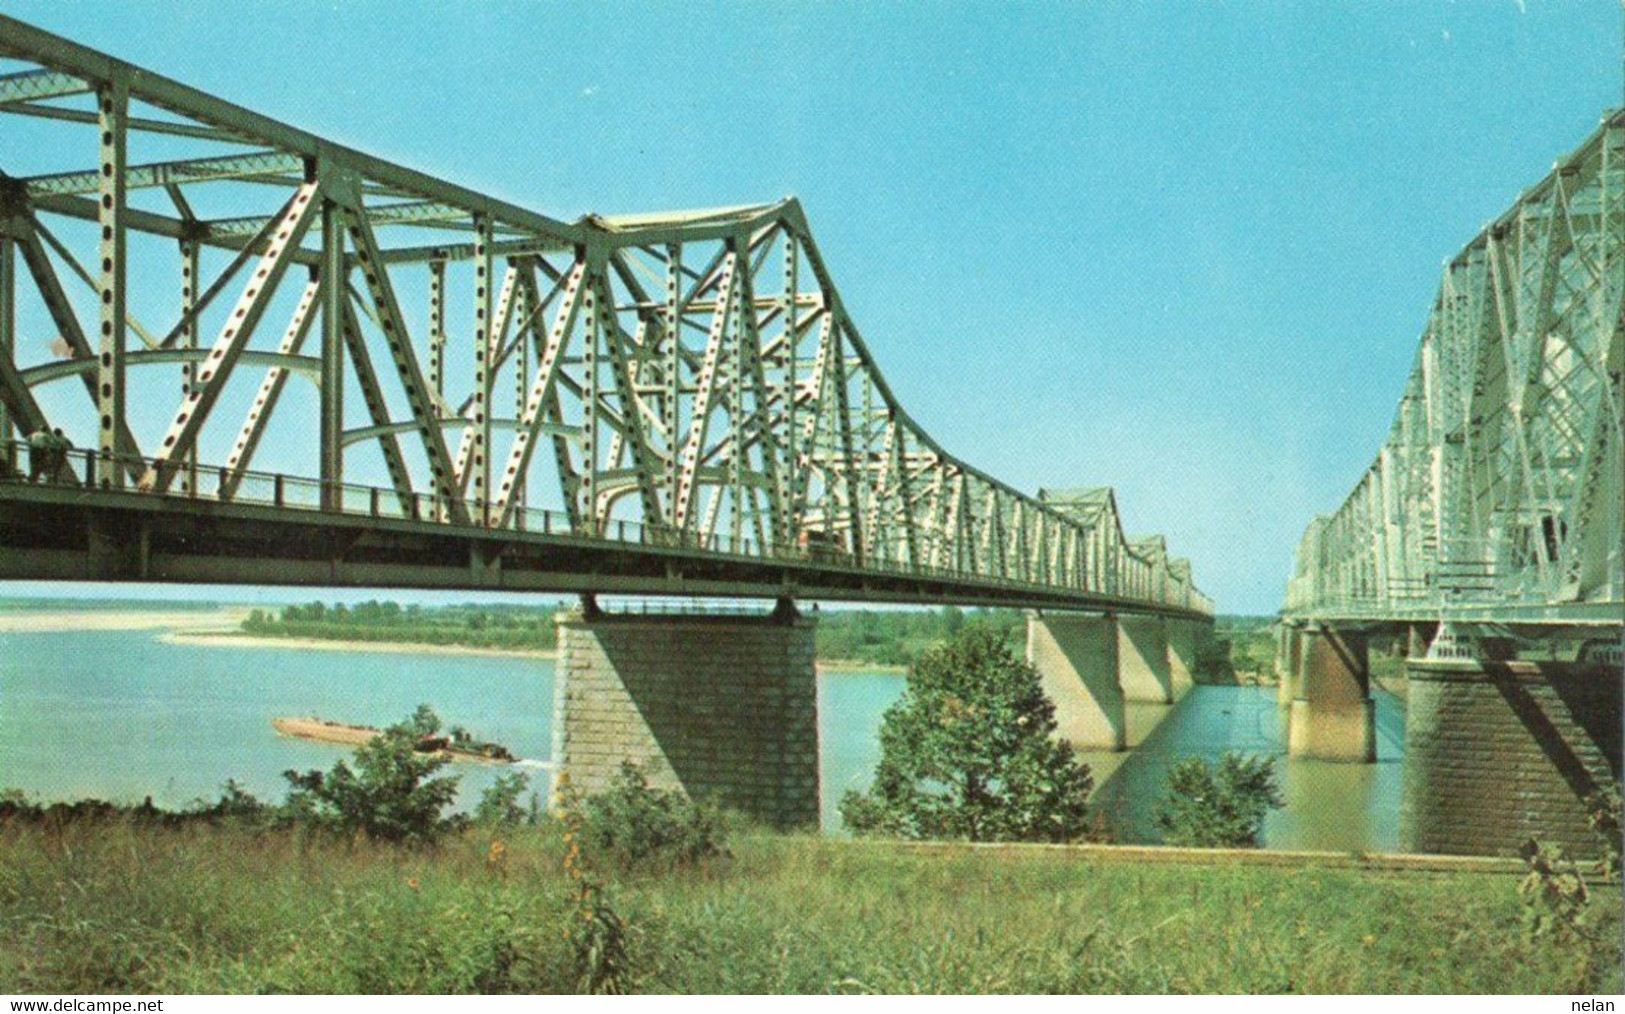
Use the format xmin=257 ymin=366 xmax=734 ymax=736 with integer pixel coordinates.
xmin=282 ymin=705 xmax=461 ymax=844
xmin=578 ymin=762 xmax=728 ymax=871
xmin=473 ymin=773 xmax=531 ymax=829
xmin=1586 ymin=784 xmax=1621 ymax=878
xmin=840 ymin=624 xmax=1093 ymax=842
xmin=1154 ymin=751 xmax=1283 ymax=848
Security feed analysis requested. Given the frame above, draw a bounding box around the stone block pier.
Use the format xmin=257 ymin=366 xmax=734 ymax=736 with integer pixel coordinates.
xmin=552 ymin=603 xmax=820 ymax=829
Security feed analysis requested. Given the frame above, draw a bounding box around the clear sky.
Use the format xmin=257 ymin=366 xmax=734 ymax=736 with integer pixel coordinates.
xmin=3 ymin=1 xmax=1621 ymax=614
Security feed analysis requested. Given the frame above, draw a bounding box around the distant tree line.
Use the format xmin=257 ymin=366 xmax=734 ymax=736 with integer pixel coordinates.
xmin=813 ymin=607 xmax=1025 ymax=668
xmin=244 ymin=601 xmax=560 ymax=651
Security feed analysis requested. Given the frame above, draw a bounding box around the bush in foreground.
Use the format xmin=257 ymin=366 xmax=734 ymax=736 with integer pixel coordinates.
xmin=574 ymin=762 xmax=729 ymax=872
xmin=840 ymin=625 xmax=1093 ymax=842
xmin=282 ymin=705 xmax=461 ymax=844
xmin=1154 ymin=751 xmax=1283 ymax=848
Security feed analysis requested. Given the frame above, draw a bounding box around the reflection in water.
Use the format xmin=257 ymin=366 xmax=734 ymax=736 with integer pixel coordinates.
xmin=1082 ymin=686 xmax=1406 ymax=851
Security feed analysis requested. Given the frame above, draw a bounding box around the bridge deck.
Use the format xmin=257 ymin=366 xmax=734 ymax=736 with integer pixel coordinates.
xmin=0 ymin=447 xmax=1208 ymax=618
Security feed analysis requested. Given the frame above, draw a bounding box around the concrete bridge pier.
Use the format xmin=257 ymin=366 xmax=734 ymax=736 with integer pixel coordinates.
xmin=1287 ymin=624 xmax=1376 ymax=762
xmin=1026 ymin=612 xmax=1126 ymax=751
xmin=1166 ymin=619 xmax=1200 ymax=698
xmin=1117 ymin=614 xmax=1173 ymax=703
xmin=1277 ymin=623 xmax=1304 ymax=708
xmin=551 ymin=599 xmax=820 ymax=829
xmin=1400 ymin=640 xmax=1622 ymax=858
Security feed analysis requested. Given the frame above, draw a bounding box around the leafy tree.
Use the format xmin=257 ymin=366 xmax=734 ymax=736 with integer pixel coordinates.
xmin=282 ymin=706 xmax=461 ymax=843
xmin=1154 ymin=751 xmax=1283 ymax=848
xmin=840 ymin=625 xmax=1093 ymax=842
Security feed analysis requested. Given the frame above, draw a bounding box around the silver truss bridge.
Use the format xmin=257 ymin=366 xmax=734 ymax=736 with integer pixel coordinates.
xmin=0 ymin=17 xmax=1209 ymax=618
xmin=1284 ymin=111 xmax=1624 ymax=628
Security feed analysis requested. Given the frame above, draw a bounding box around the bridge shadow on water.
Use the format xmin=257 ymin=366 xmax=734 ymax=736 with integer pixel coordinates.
xmin=1081 ymin=685 xmax=1407 ymax=852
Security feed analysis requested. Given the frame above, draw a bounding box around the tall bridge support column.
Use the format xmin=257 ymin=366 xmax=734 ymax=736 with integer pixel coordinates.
xmin=552 ymin=604 xmax=820 ymax=829
xmin=1117 ymin=615 xmax=1172 ymax=703
xmin=1277 ymin=624 xmax=1305 ymax=707
xmin=1288 ymin=624 xmax=1375 ymax=762
xmin=1401 ymin=656 xmax=1622 ymax=858
xmin=1166 ymin=619 xmax=1200 ymax=697
xmin=1027 ymin=612 xmax=1125 ymax=751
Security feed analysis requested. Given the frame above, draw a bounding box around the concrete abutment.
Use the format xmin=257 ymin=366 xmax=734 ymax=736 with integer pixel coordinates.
xmin=552 ymin=608 xmax=820 ymax=829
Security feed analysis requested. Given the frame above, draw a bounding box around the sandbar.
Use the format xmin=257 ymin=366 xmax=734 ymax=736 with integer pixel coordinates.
xmin=161 ymin=630 xmax=556 ymax=660
xmin=0 ymin=608 xmax=247 ymax=633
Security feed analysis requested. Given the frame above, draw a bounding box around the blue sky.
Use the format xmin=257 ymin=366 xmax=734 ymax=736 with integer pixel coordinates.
xmin=3 ymin=1 xmax=1620 ymax=613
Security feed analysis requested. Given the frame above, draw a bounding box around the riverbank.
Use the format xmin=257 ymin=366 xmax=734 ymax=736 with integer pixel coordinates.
xmin=0 ymin=818 xmax=1614 ymax=994
xmin=816 ymin=658 xmax=907 ymax=674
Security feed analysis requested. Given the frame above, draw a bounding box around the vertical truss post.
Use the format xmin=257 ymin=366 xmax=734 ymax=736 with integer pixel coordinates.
xmin=470 ymin=216 xmax=493 ymax=522
xmin=0 ymin=232 xmax=11 ymax=471
xmin=782 ymin=231 xmax=799 ymax=539
xmin=178 ymin=238 xmax=200 ymax=495
xmin=580 ymin=252 xmax=601 ymax=534
xmin=95 ymin=78 xmax=128 ymax=488
xmin=728 ymin=247 xmax=746 ymax=548
xmin=513 ymin=260 xmax=530 ymax=514
xmin=663 ymin=243 xmax=682 ymax=515
xmin=733 ymin=234 xmax=786 ymax=550
xmin=428 ymin=257 xmax=446 ymax=401
xmin=319 ymin=200 xmax=345 ymax=510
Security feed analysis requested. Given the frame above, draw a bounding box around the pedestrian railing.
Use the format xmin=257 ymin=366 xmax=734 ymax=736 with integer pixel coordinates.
xmin=0 ymin=439 xmax=1214 ymax=616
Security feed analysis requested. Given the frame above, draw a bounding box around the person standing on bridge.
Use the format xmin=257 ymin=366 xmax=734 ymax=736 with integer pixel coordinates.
xmin=26 ymin=429 xmax=51 ymax=483
xmin=47 ymin=429 xmax=72 ymax=483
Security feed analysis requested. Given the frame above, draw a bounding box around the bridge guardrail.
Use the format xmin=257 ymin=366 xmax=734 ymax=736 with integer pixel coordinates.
xmin=0 ymin=440 xmax=1212 ymax=617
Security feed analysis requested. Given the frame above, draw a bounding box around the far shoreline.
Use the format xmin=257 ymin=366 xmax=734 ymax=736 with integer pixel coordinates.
xmin=1 ymin=603 xmax=911 ymax=672
xmin=160 ymin=630 xmax=558 ymax=660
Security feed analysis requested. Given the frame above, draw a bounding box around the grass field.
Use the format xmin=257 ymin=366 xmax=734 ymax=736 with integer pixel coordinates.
xmin=1 ymin=817 xmax=1617 ymax=994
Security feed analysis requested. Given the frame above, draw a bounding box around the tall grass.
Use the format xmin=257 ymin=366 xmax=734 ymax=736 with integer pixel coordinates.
xmin=0 ymin=819 xmax=1616 ymax=994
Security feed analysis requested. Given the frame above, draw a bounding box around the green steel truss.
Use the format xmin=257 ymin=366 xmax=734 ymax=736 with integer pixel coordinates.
xmin=1285 ymin=112 xmax=1625 ymax=625
xmin=0 ymin=17 xmax=1210 ymax=617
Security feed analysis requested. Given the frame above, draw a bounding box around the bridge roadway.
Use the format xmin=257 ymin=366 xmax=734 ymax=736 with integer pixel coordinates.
xmin=1277 ymin=111 xmax=1623 ymax=859
xmin=0 ymin=19 xmax=1212 ymax=829
xmin=0 ymin=443 xmax=1208 ymax=618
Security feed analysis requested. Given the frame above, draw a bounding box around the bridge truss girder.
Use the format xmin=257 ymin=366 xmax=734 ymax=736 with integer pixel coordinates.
xmin=1285 ymin=111 xmax=1624 ymax=626
xmin=0 ymin=16 xmax=1210 ymax=617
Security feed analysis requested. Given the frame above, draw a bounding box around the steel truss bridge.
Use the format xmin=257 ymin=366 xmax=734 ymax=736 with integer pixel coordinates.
xmin=1284 ymin=111 xmax=1624 ymax=629
xmin=0 ymin=18 xmax=1209 ymax=618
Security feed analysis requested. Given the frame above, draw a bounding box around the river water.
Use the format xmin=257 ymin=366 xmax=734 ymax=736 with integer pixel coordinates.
xmin=0 ymin=626 xmax=1404 ymax=850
